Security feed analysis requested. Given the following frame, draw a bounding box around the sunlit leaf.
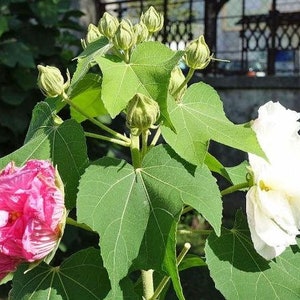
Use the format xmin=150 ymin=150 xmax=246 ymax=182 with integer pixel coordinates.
xmin=205 ymin=211 xmax=300 ymax=300
xmin=77 ymin=144 xmax=221 ymax=299
xmin=0 ymin=102 xmax=88 ymax=209
xmin=96 ymin=41 xmax=183 ymax=124
xmin=69 ymin=73 xmax=107 ymax=122
xmin=162 ymin=82 xmax=265 ymax=166
xmin=71 ymin=37 xmax=110 ymax=90
xmin=77 ymin=157 xmax=148 ymax=298
xmin=225 ymin=160 xmax=249 ymax=186
xmin=10 ymin=248 xmax=110 ymax=300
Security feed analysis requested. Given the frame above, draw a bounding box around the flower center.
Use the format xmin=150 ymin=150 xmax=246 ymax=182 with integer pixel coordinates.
xmin=9 ymin=211 xmax=22 ymax=224
xmin=259 ymin=180 xmax=271 ymax=192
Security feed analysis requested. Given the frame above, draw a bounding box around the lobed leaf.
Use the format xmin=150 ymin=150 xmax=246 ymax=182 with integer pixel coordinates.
xmin=205 ymin=211 xmax=300 ymax=299
xmin=162 ymin=82 xmax=265 ymax=166
xmin=69 ymin=73 xmax=107 ymax=122
xmin=77 ymin=144 xmax=222 ymax=299
xmin=95 ymin=41 xmax=183 ymax=124
xmin=77 ymin=157 xmax=148 ymax=299
xmin=71 ymin=37 xmax=111 ymax=90
xmin=10 ymin=248 xmax=110 ymax=300
xmin=0 ymin=102 xmax=88 ymax=209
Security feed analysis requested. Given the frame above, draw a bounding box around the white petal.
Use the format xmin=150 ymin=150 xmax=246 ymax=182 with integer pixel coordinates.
xmin=246 ymin=187 xmax=297 ymax=260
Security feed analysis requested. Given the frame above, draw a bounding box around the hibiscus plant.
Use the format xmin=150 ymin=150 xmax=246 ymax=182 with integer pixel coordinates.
xmin=1 ymin=6 xmax=300 ymax=300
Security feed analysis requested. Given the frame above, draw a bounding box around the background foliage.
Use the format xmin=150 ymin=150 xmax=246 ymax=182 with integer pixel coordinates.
xmin=0 ymin=0 xmax=83 ymax=156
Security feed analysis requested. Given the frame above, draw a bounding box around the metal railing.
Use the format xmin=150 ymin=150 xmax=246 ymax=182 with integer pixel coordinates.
xmin=96 ymin=0 xmax=300 ymax=76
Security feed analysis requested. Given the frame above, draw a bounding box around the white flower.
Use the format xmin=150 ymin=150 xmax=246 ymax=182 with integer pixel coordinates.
xmin=246 ymin=101 xmax=300 ymax=260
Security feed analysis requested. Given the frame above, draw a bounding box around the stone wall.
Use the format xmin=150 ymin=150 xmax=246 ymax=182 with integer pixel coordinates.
xmin=201 ymin=76 xmax=300 ymax=124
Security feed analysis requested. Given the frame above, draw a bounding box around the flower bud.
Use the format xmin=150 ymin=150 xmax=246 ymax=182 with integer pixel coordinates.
xmin=86 ymin=24 xmax=102 ymax=44
xmin=37 ymin=65 xmax=70 ymax=98
xmin=98 ymin=12 xmax=119 ymax=39
xmin=140 ymin=6 xmax=164 ymax=34
xmin=134 ymin=21 xmax=149 ymax=44
xmin=81 ymin=24 xmax=102 ymax=49
xmin=169 ymin=66 xmax=187 ymax=100
xmin=184 ymin=35 xmax=212 ymax=70
xmin=113 ymin=19 xmax=136 ymax=51
xmin=126 ymin=93 xmax=160 ymax=135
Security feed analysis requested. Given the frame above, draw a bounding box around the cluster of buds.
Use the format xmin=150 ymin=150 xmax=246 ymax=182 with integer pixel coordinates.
xmin=126 ymin=93 xmax=160 ymax=136
xmin=37 ymin=65 xmax=70 ymax=98
xmin=96 ymin=6 xmax=163 ymax=60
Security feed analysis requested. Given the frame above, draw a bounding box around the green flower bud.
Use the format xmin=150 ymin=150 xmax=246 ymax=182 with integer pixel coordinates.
xmin=140 ymin=6 xmax=164 ymax=34
xmin=133 ymin=21 xmax=149 ymax=44
xmin=169 ymin=66 xmax=186 ymax=100
xmin=126 ymin=93 xmax=160 ymax=136
xmin=86 ymin=24 xmax=102 ymax=44
xmin=81 ymin=24 xmax=102 ymax=49
xmin=37 ymin=65 xmax=70 ymax=98
xmin=98 ymin=12 xmax=119 ymax=39
xmin=184 ymin=35 xmax=212 ymax=70
xmin=113 ymin=19 xmax=136 ymax=51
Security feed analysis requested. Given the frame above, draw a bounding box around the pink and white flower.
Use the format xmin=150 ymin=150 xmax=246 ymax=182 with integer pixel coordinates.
xmin=0 ymin=160 xmax=65 ymax=280
xmin=247 ymin=101 xmax=300 ymax=260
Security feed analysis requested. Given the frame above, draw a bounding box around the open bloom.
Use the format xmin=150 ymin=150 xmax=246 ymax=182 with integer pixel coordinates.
xmin=247 ymin=101 xmax=300 ymax=260
xmin=0 ymin=160 xmax=65 ymax=279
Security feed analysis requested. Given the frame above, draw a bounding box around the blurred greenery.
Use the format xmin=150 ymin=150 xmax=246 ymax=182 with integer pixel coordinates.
xmin=0 ymin=0 xmax=84 ymax=157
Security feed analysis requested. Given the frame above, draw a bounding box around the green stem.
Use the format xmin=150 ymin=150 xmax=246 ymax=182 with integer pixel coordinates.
xmin=142 ymin=269 xmax=154 ymax=300
xmin=124 ymin=49 xmax=130 ymax=63
xmin=141 ymin=130 xmax=149 ymax=160
xmin=85 ymin=131 xmax=130 ymax=147
xmin=130 ymin=134 xmax=141 ymax=169
xmin=221 ymin=182 xmax=249 ymax=196
xmin=177 ymin=229 xmax=213 ymax=236
xmin=62 ymin=92 xmax=130 ymax=143
xmin=173 ymin=68 xmax=195 ymax=99
xmin=149 ymin=127 xmax=161 ymax=150
xmin=150 ymin=243 xmax=191 ymax=300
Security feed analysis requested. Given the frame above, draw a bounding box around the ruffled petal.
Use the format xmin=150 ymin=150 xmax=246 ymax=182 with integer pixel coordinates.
xmin=246 ymin=187 xmax=295 ymax=260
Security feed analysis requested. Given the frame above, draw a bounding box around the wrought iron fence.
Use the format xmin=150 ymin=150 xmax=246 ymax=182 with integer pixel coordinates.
xmin=96 ymin=0 xmax=300 ymax=76
xmin=96 ymin=0 xmax=204 ymax=50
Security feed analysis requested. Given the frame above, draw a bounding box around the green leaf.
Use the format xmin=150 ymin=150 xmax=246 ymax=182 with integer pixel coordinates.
xmin=137 ymin=145 xmax=222 ymax=299
xmin=0 ymin=41 xmax=35 ymax=68
xmin=69 ymin=73 xmax=107 ymax=122
xmin=139 ymin=144 xmax=222 ymax=236
xmin=0 ymin=102 xmax=88 ymax=209
xmin=162 ymin=82 xmax=265 ymax=166
xmin=0 ymin=15 xmax=8 ymax=37
xmin=77 ymin=158 xmax=149 ymax=298
xmin=95 ymin=42 xmax=183 ymax=122
xmin=225 ymin=161 xmax=249 ymax=185
xmin=178 ymin=254 xmax=206 ymax=271
xmin=77 ymin=144 xmax=222 ymax=299
xmin=205 ymin=211 xmax=300 ymax=300
xmin=71 ymin=37 xmax=110 ymax=89
xmin=205 ymin=152 xmax=230 ymax=181
xmin=29 ymin=1 xmax=59 ymax=26
xmin=10 ymin=248 xmax=110 ymax=300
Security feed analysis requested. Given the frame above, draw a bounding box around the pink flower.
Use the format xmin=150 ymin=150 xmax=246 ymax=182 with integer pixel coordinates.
xmin=0 ymin=160 xmax=65 ymax=280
